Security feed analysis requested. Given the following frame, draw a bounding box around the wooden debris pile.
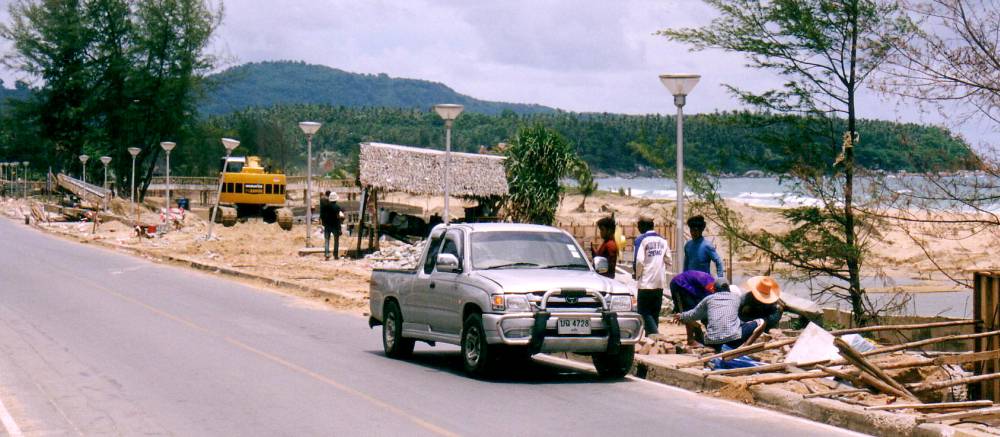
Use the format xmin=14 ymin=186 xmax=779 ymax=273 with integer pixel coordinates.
xmin=644 ymin=319 xmax=1000 ymax=427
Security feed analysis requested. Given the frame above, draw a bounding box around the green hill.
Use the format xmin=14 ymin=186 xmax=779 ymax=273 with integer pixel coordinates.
xmin=200 ymin=61 xmax=555 ymax=116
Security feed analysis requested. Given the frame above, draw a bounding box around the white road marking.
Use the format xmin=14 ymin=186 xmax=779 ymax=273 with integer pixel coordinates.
xmin=0 ymin=394 xmax=24 ymax=437
xmin=538 ymin=354 xmax=868 ymax=436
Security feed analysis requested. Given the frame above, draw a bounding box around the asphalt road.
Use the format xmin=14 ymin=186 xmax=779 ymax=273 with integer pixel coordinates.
xmin=0 ymin=218 xmax=866 ymax=436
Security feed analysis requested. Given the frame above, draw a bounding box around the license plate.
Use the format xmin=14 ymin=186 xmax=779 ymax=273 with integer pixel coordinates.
xmin=557 ymin=318 xmax=591 ymax=335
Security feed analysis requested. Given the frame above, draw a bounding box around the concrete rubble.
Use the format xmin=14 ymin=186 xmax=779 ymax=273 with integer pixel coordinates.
xmin=365 ymin=240 xmax=426 ymax=269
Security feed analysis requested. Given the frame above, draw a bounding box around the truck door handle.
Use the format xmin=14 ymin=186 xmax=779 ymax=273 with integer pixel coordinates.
xmin=430 ymin=282 xmax=436 ymax=289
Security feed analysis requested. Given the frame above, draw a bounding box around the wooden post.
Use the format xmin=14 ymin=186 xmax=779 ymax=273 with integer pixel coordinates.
xmin=973 ymin=271 xmax=1000 ymax=402
xmin=372 ymin=189 xmax=380 ymax=251
xmin=355 ymin=187 xmax=369 ymax=258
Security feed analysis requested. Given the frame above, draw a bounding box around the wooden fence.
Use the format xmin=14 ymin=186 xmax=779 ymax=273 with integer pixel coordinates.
xmin=973 ymin=272 xmax=1000 ymax=401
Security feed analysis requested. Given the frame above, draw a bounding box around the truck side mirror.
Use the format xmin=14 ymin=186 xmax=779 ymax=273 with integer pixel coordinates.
xmin=593 ymin=256 xmax=609 ymax=275
xmin=436 ymin=253 xmax=461 ymax=273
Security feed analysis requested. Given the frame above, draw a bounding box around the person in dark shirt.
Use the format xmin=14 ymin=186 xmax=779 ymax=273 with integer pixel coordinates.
xmin=320 ymin=192 xmax=344 ymax=260
xmin=592 ymin=216 xmax=618 ymax=279
xmin=739 ymin=276 xmax=784 ymax=330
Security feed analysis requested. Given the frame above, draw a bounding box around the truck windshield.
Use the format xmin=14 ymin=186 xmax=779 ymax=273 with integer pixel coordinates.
xmin=471 ymin=231 xmax=590 ymax=270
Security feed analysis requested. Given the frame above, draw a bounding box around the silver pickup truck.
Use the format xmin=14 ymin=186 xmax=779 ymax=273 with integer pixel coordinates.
xmin=368 ymin=223 xmax=643 ymax=378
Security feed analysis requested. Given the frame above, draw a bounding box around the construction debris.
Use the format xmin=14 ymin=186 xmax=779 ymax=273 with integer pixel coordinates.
xmin=365 ymin=240 xmax=426 ymax=269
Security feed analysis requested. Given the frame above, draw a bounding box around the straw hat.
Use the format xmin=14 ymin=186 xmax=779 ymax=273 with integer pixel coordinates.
xmin=745 ymin=276 xmax=781 ymax=304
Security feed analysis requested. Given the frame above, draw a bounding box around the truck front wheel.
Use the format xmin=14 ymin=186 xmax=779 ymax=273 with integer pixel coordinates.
xmin=382 ymin=301 xmax=414 ymax=359
xmin=461 ymin=313 xmax=499 ymax=378
xmin=592 ymin=345 xmax=635 ymax=379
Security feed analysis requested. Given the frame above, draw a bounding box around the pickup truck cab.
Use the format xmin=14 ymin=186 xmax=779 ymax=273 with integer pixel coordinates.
xmin=369 ymin=223 xmax=643 ymax=378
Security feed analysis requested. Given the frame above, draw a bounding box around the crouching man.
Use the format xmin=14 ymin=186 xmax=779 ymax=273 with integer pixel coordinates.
xmin=673 ymin=282 xmax=765 ymax=352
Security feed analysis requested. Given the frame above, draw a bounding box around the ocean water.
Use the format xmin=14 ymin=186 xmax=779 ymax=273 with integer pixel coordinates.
xmin=596 ymin=174 xmax=1000 ymax=211
xmin=596 ymin=176 xmax=821 ymax=208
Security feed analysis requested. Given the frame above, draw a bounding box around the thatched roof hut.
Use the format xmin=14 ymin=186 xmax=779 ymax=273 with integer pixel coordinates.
xmin=359 ymin=142 xmax=508 ymax=197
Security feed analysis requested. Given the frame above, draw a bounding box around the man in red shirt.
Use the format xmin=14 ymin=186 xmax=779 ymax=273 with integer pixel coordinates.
xmin=593 ymin=216 xmax=618 ymax=279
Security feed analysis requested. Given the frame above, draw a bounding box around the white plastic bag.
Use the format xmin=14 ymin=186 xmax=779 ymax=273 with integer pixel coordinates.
xmin=784 ymin=322 xmax=840 ymax=364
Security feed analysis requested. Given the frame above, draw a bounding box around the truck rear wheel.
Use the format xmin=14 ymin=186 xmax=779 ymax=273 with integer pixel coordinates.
xmin=461 ymin=313 xmax=499 ymax=378
xmin=592 ymin=345 xmax=635 ymax=379
xmin=382 ymin=301 xmax=414 ymax=359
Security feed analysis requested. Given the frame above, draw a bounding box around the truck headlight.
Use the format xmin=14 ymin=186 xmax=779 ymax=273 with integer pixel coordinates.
xmin=609 ymin=295 xmax=633 ymax=312
xmin=504 ymin=295 xmax=531 ymax=312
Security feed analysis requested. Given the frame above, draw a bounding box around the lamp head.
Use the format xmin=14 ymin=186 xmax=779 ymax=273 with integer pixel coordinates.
xmin=433 ymin=104 xmax=464 ymax=121
xmin=658 ymin=74 xmax=701 ymax=96
xmin=22 ymin=161 xmax=28 ymax=167
xmin=298 ymin=121 xmax=321 ymax=136
xmin=100 ymin=156 xmax=111 ymax=166
xmin=221 ymin=137 xmax=241 ymax=152
xmin=160 ymin=141 xmax=176 ymax=152
xmin=127 ymin=147 xmax=141 ymax=157
xmin=79 ymin=154 xmax=90 ymax=164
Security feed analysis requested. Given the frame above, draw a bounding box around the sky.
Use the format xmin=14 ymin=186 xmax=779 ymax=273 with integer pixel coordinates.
xmin=0 ymin=0 xmax=996 ymax=148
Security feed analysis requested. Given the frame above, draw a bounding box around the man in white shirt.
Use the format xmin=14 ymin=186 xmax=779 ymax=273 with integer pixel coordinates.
xmin=633 ymin=216 xmax=672 ymax=337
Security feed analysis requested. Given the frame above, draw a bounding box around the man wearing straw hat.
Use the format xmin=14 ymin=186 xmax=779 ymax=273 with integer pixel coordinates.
xmin=740 ymin=275 xmax=784 ymax=332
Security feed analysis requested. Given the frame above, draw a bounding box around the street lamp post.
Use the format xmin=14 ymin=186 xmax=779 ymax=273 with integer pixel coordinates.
xmin=22 ymin=161 xmax=29 ymax=199
xmin=207 ymin=138 xmax=240 ymax=240
xmin=298 ymin=122 xmax=321 ymax=247
xmin=659 ymin=73 xmax=700 ymax=274
xmin=100 ymin=156 xmax=112 ymax=190
xmin=79 ymin=154 xmax=90 ymax=184
xmin=160 ymin=142 xmax=176 ymax=216
xmin=128 ymin=147 xmax=141 ymax=203
xmin=433 ymin=104 xmax=464 ymax=225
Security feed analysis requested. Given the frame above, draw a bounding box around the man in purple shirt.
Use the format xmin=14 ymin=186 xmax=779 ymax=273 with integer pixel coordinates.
xmin=669 ymin=270 xmax=716 ymax=346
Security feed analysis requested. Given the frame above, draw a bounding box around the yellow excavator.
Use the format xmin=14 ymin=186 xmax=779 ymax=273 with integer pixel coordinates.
xmin=213 ymin=156 xmax=293 ymax=230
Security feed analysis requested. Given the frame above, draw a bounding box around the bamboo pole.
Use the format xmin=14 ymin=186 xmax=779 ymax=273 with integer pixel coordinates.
xmin=830 ymin=320 xmax=977 ymax=335
xmin=867 ymin=401 xmax=993 ymax=411
xmin=677 ymin=338 xmax=789 ymax=368
xmin=859 ymin=330 xmax=1000 ymax=359
xmin=910 ymin=372 xmax=1000 ymax=393
xmin=834 ymin=337 xmax=920 ymax=401
xmin=802 ymin=388 xmax=871 ymax=399
xmin=917 ymin=406 xmax=1000 ymax=423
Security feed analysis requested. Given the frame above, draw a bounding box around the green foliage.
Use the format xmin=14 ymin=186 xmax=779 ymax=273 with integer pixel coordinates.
xmin=0 ymin=0 xmax=220 ymax=197
xmin=572 ymin=158 xmax=598 ymax=212
xmin=503 ymin=124 xmax=576 ymax=225
xmin=200 ymin=61 xmax=555 ymax=116
xmin=660 ymin=0 xmax=913 ymax=325
xmin=179 ymin=104 xmax=975 ymax=178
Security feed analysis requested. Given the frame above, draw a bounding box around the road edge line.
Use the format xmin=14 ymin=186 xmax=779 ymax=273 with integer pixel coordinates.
xmin=0 ymin=393 xmax=24 ymax=437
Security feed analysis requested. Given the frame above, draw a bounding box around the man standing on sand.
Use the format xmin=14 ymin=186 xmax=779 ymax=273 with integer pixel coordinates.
xmin=684 ymin=215 xmax=725 ymax=279
xmin=633 ymin=216 xmax=672 ymax=338
xmin=592 ymin=216 xmax=618 ymax=279
xmin=320 ymin=192 xmax=344 ymax=260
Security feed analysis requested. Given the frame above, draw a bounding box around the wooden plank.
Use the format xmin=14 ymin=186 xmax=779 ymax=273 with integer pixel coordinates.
xmin=834 ymin=337 xmax=920 ymax=401
xmin=830 ymin=320 xmax=977 ymax=335
xmin=933 ymin=350 xmax=1000 ymax=366
xmin=917 ymin=405 xmax=1000 ymax=423
xmin=677 ymin=338 xmax=790 ymax=368
xmin=867 ymin=401 xmax=993 ymax=411
xmin=910 ymin=372 xmax=1000 ymax=393
xmin=802 ymin=388 xmax=871 ymax=399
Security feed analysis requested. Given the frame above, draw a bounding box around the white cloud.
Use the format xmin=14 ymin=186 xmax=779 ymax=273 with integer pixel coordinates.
xmin=0 ymin=0 xmax=995 ymax=147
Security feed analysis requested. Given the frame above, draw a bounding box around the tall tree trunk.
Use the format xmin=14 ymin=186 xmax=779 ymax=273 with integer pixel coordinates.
xmin=845 ymin=0 xmax=865 ymax=326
